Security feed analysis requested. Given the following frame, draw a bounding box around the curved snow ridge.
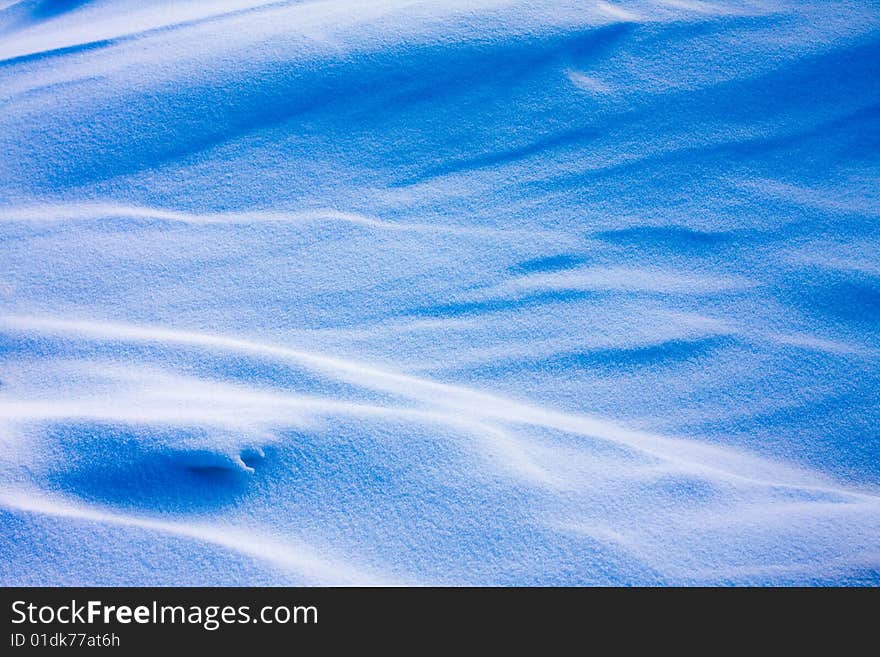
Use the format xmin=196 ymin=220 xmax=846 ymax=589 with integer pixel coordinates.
xmin=0 ymin=0 xmax=292 ymax=64
xmin=1 ymin=312 xmax=876 ymax=502
xmin=2 ymin=323 xmax=878 ymax=583
xmin=0 ymin=0 xmax=675 ymax=65
xmin=5 ymin=3 xmax=864 ymax=193
xmin=0 ymin=488 xmax=400 ymax=585
xmin=465 ymin=266 xmax=756 ymax=297
xmin=0 ymin=202 xmax=560 ymax=238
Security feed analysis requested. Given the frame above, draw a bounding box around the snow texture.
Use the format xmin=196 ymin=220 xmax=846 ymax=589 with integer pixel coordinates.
xmin=0 ymin=0 xmax=879 ymax=585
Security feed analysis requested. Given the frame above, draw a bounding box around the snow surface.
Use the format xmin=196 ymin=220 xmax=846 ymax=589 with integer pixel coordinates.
xmin=0 ymin=0 xmax=879 ymax=585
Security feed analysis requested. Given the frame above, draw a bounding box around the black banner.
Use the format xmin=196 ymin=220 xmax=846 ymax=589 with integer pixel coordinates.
xmin=0 ymin=587 xmax=874 ymax=651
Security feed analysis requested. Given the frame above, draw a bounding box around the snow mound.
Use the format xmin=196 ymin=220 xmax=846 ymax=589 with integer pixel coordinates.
xmin=1 ymin=0 xmax=879 ymax=585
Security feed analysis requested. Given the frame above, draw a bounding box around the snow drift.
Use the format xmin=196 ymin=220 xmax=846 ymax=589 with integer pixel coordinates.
xmin=0 ymin=0 xmax=878 ymax=584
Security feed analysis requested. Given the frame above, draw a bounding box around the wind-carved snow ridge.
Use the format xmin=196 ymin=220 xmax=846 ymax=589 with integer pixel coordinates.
xmin=1 ymin=0 xmax=879 ymax=584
